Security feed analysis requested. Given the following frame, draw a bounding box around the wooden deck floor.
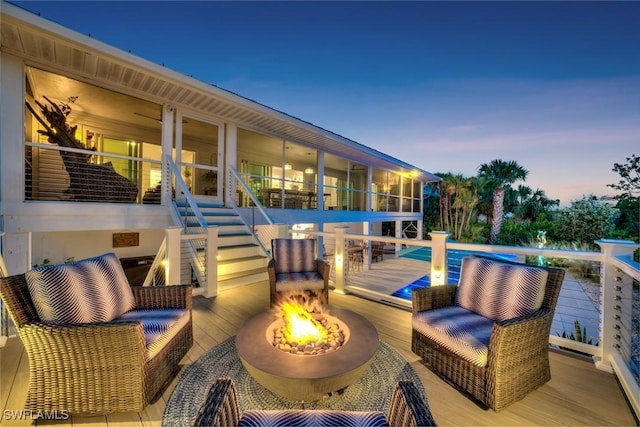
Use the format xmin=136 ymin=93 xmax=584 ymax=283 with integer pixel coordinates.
xmin=1 ymin=280 xmax=636 ymax=426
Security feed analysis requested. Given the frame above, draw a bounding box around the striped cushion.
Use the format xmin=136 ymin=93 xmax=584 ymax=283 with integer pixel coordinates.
xmin=272 ymin=239 xmax=317 ymax=273
xmin=455 ymin=257 xmax=549 ymax=321
xmin=275 ymin=271 xmax=325 ymax=292
xmin=240 ymin=409 xmax=388 ymax=427
xmin=115 ymin=308 xmax=190 ymax=360
xmin=412 ymin=306 xmax=493 ymax=367
xmin=26 ymin=252 xmax=135 ymax=324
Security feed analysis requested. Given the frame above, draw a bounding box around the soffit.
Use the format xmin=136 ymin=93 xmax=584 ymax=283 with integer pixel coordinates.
xmin=1 ymin=4 xmax=440 ymax=182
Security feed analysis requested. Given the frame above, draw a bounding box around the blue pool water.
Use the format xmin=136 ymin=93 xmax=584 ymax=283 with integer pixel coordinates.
xmin=391 ymin=247 xmax=516 ymax=300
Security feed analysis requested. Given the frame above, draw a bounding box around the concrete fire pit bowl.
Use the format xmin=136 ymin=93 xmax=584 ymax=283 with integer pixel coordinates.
xmin=236 ymin=308 xmax=379 ymax=402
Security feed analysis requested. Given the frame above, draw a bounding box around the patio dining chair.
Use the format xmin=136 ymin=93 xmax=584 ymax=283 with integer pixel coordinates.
xmin=411 ymin=255 xmax=565 ymax=411
xmin=268 ymin=238 xmax=330 ymax=306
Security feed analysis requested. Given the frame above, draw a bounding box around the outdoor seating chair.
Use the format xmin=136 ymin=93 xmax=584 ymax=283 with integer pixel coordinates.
xmin=411 ymin=255 xmax=565 ymax=411
xmin=268 ymin=238 xmax=330 ymax=306
xmin=0 ymin=252 xmax=193 ymax=415
xmin=194 ymin=378 xmax=437 ymax=426
xmin=372 ymin=241 xmax=384 ymax=262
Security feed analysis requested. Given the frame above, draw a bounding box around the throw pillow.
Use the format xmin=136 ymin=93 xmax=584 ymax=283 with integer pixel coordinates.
xmin=455 ymin=256 xmax=549 ymax=321
xmin=26 ymin=252 xmax=136 ymax=324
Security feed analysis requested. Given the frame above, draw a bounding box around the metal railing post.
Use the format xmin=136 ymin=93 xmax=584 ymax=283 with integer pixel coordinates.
xmin=594 ymin=239 xmax=638 ymax=372
xmin=165 ymin=226 xmax=182 ymax=286
xmin=429 ymin=231 xmax=450 ymax=286
xmin=275 ymin=224 xmax=289 ymax=239
xmin=334 ymin=226 xmax=348 ymax=295
xmin=205 ymin=226 xmax=219 ymax=298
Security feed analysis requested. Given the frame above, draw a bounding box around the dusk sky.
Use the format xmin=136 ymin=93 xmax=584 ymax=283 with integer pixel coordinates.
xmin=10 ymin=1 xmax=640 ymax=206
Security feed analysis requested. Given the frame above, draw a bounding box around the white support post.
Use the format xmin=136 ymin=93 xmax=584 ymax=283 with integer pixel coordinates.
xmin=225 ymin=123 xmax=237 ymax=207
xmin=429 ymin=231 xmax=450 ymax=286
xmin=594 ymin=239 xmax=639 ymax=372
xmin=317 ymin=152 xmax=325 ymax=211
xmin=333 ymin=226 xmax=348 ymax=295
xmin=363 ymin=221 xmax=371 ymax=271
xmin=274 ymin=224 xmax=289 ymax=239
xmin=205 ymin=226 xmax=219 ymax=298
xmin=160 ymin=104 xmax=174 ymax=206
xmin=165 ymin=226 xmax=182 ymax=286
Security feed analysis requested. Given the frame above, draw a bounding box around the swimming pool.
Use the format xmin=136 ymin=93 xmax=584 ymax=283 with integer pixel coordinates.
xmin=390 ymin=247 xmax=516 ymax=300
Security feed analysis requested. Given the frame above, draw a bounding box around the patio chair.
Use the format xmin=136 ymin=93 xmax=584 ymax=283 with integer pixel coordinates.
xmin=194 ymin=378 xmax=437 ymax=427
xmin=411 ymin=255 xmax=565 ymax=411
xmin=268 ymin=238 xmax=330 ymax=306
xmin=372 ymin=241 xmax=384 ymax=262
xmin=0 ymin=252 xmax=193 ymax=415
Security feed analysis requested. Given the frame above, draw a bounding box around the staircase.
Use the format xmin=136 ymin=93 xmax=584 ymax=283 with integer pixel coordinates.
xmin=174 ymin=199 xmax=269 ymax=293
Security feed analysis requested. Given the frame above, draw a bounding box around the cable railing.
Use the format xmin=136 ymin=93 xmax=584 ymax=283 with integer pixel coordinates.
xmin=24 ymin=141 xmax=164 ymax=203
xmin=229 ymin=166 xmax=273 ymax=256
xmin=307 ymin=229 xmax=639 ymax=416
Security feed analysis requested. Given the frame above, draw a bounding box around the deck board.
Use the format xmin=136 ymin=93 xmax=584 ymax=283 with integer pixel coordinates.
xmin=0 ymin=280 xmax=636 ymax=426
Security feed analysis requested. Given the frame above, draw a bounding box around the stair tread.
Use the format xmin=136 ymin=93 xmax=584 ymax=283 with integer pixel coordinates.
xmin=218 ymin=243 xmax=260 ymax=250
xmin=218 ymin=255 xmax=268 ymax=264
xmin=218 ymin=268 xmax=268 ymax=281
xmin=177 ymin=211 xmax=238 ymax=216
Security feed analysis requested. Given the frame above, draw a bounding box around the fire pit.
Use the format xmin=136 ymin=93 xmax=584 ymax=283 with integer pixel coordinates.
xmin=236 ymin=304 xmax=379 ymax=402
xmin=271 ymin=300 xmax=347 ymax=355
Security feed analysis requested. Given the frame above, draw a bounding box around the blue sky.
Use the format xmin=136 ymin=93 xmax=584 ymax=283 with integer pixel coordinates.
xmin=11 ymin=1 xmax=640 ymax=205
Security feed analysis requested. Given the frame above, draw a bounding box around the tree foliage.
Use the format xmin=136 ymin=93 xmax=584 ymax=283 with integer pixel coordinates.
xmin=423 ymin=157 xmax=634 ymax=252
xmin=549 ymin=195 xmax=618 ymax=250
xmin=606 ymin=154 xmax=639 ymax=244
xmin=477 ymin=159 xmax=528 ymax=243
xmin=607 ymin=154 xmax=640 ymax=196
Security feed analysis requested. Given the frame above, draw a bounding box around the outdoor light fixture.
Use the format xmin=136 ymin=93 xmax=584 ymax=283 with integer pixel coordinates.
xmin=284 ymin=146 xmax=293 ymax=170
xmin=429 ymin=231 xmax=450 ymax=286
xmin=304 ymin=152 xmax=314 ymax=174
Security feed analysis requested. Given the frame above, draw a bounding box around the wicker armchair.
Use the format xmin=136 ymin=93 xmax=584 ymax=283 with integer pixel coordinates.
xmin=0 ymin=256 xmax=193 ymax=415
xmin=194 ymin=378 xmax=437 ymax=427
xmin=268 ymin=238 xmax=330 ymax=306
xmin=411 ymin=255 xmax=565 ymax=411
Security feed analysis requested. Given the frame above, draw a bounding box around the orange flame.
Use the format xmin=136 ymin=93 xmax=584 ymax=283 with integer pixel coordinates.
xmin=280 ymin=300 xmax=328 ymax=346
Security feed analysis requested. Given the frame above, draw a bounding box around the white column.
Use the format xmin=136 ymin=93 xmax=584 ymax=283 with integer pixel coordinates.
xmin=225 ymin=123 xmax=238 ymax=207
xmin=333 ymin=226 xmax=349 ymax=294
xmin=317 ymin=151 xmax=325 ymax=211
xmin=363 ymin=221 xmax=371 ymax=271
xmin=0 ymin=54 xmax=25 ymax=204
xmin=161 ymin=104 xmax=175 ymax=205
xmin=205 ymin=226 xmax=219 ymax=297
xmin=165 ymin=226 xmax=182 ymax=285
xmin=367 ymin=166 xmax=373 ymax=212
xmin=595 ymin=239 xmax=639 ymax=372
xmin=429 ymin=231 xmax=450 ymax=286
xmin=274 ymin=224 xmax=289 ymax=239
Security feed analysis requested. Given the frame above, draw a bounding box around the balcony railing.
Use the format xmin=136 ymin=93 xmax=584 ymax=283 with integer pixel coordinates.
xmin=292 ymin=228 xmax=639 ymax=418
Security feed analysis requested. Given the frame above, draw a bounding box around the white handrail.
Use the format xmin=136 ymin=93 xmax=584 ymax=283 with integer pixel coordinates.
xmin=229 ymin=166 xmax=273 ymax=225
xmin=165 ymin=155 xmax=208 ymax=229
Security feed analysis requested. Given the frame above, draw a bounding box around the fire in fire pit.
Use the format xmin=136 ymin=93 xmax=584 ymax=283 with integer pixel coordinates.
xmin=271 ymin=300 xmax=346 ymax=355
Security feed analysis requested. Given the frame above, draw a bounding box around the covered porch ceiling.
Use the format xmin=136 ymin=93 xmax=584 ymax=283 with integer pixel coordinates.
xmin=1 ymin=3 xmax=440 ymax=183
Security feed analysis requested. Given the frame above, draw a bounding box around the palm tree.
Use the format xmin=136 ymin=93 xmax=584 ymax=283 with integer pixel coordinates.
xmin=478 ymin=159 xmax=529 ymax=243
xmin=517 ymin=188 xmax=559 ymax=222
xmin=435 ymin=174 xmax=482 ymax=241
